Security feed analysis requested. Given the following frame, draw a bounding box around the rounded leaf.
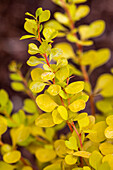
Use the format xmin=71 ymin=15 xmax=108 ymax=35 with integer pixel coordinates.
xmin=36 ymin=94 xmax=58 ymax=112
xmin=11 ymin=82 xmax=25 ymax=91
xmin=39 ymin=10 xmax=50 ymax=22
xmin=0 ymin=116 xmax=7 ymax=135
xmin=65 ymin=136 xmax=78 ymax=150
xmin=99 ymin=142 xmax=113 ymax=155
xmin=87 ymin=121 xmax=107 ymax=143
xmin=43 ymin=27 xmax=58 ymax=41
xmin=57 ymin=106 xmax=68 ymax=120
xmin=28 ymin=43 xmax=40 ymax=55
xmin=27 ymin=56 xmax=43 ymax=66
xmin=65 ymin=155 xmax=77 ymax=165
xmin=35 ymin=113 xmax=55 ymax=127
xmin=105 ymin=126 xmax=113 ymax=139
xmin=65 ymin=81 xmax=84 ymax=94
xmin=47 ymin=84 xmax=61 ymax=96
xmin=22 ymin=166 xmax=33 ymax=170
xmin=106 ymin=115 xmax=113 ymax=126
xmin=89 ymin=151 xmax=103 ymax=169
xmin=52 ymin=109 xmax=63 ymax=124
xmin=68 ymin=99 xmax=86 ymax=112
xmin=30 ymin=81 xmax=46 ymax=93
xmin=3 ymin=150 xmax=21 ymax=163
xmin=102 ymin=154 xmax=113 ymax=169
xmin=35 ymin=148 xmax=56 ymax=162
xmin=43 ymin=163 xmax=61 ymax=170
xmin=41 ymin=72 xmax=55 ymax=82
xmin=54 ymin=139 xmax=67 ymax=158
xmin=31 ymin=68 xmax=44 ymax=81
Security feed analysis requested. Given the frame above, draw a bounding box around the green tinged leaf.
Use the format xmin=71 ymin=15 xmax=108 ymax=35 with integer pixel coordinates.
xmin=41 ymin=72 xmax=55 ymax=82
xmin=79 ymin=20 xmax=105 ymax=40
xmin=31 ymin=68 xmax=44 ymax=81
xmin=12 ymin=110 xmax=26 ymax=127
xmin=89 ymin=151 xmax=102 ymax=169
xmin=1 ymin=144 xmax=12 ymax=155
xmin=10 ymin=73 xmax=22 ymax=81
xmin=35 ymin=113 xmax=55 ymax=127
xmin=54 ymin=42 xmax=75 ymax=60
xmin=39 ymin=10 xmax=50 ymax=22
xmin=87 ymin=121 xmax=107 ymax=143
xmin=47 ymin=84 xmax=61 ymax=96
xmin=10 ymin=125 xmax=30 ymax=146
xmin=105 ymin=126 xmax=113 ymax=139
xmin=74 ymin=5 xmax=90 ymax=21
xmin=68 ymin=99 xmax=86 ymax=112
xmin=54 ymin=139 xmax=68 ymax=157
xmin=98 ymin=162 xmax=110 ymax=170
xmin=81 ymin=49 xmax=110 ymax=72
xmin=20 ymin=35 xmax=35 ymax=40
xmin=0 ymin=161 xmax=15 ymax=170
xmin=28 ymin=43 xmax=40 ymax=55
xmin=65 ymin=136 xmax=78 ymax=150
xmin=99 ymin=142 xmax=113 ymax=155
xmin=44 ymin=19 xmax=66 ymax=31
xmin=3 ymin=150 xmax=21 ymax=163
xmin=25 ymin=12 xmax=35 ymax=18
xmin=83 ymin=167 xmax=91 ymax=170
xmin=57 ymin=105 xmax=68 ymax=120
xmin=102 ymin=154 xmax=113 ymax=169
xmin=94 ymin=74 xmax=113 ymax=97
xmin=106 ymin=115 xmax=113 ymax=126
xmin=0 ymin=89 xmax=8 ymax=106
xmin=73 ymin=151 xmax=91 ymax=158
xmin=65 ymin=81 xmax=84 ymax=94
xmin=27 ymin=56 xmax=43 ymax=66
xmin=52 ymin=109 xmax=63 ymax=124
xmin=43 ymin=27 xmax=58 ymax=41
xmin=39 ymin=41 xmax=51 ymax=54
xmin=24 ymin=19 xmax=37 ymax=35
xmin=0 ymin=116 xmax=7 ymax=135
xmin=43 ymin=163 xmax=61 ymax=170
xmin=50 ymin=48 xmax=63 ymax=61
xmin=30 ymin=81 xmax=46 ymax=93
xmin=55 ymin=66 xmax=69 ymax=82
xmin=22 ymin=166 xmax=33 ymax=170
xmin=35 ymin=148 xmax=56 ymax=162
xmin=23 ymin=99 xmax=37 ymax=113
xmin=35 ymin=8 xmax=42 ymax=18
xmin=75 ymin=113 xmax=89 ymax=130
xmin=89 ymin=20 xmax=105 ymax=38
xmin=54 ymin=12 xmax=69 ymax=25
xmin=67 ymin=34 xmax=93 ymax=46
xmin=11 ymin=82 xmax=25 ymax=91
xmin=65 ymin=155 xmax=77 ymax=165
xmin=72 ymin=0 xmax=87 ymax=4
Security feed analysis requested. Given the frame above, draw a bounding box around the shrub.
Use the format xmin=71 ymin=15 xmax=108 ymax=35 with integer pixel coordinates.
xmin=0 ymin=0 xmax=112 ymax=169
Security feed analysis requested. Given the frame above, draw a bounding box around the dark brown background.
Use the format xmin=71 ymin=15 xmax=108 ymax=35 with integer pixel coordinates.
xmin=0 ymin=0 xmax=113 ymax=110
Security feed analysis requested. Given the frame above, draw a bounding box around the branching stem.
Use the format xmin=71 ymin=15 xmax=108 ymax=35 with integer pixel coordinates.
xmin=60 ymin=0 xmax=96 ymax=116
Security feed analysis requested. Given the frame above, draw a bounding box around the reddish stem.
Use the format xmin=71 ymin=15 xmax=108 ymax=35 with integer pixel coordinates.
xmin=67 ymin=121 xmax=73 ymax=133
xmin=43 ymin=53 xmax=50 ymax=67
xmin=71 ymin=121 xmax=83 ymax=149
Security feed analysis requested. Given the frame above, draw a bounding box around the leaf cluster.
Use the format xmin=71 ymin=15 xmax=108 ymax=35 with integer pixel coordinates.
xmin=0 ymin=0 xmax=112 ymax=170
